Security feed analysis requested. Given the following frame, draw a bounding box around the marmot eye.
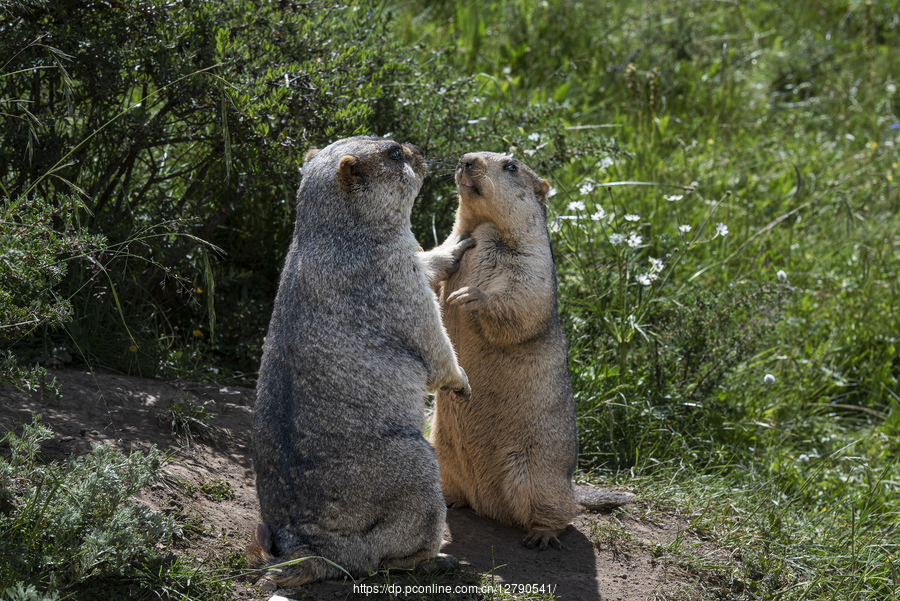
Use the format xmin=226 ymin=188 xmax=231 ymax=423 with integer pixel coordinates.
xmin=504 ymin=164 xmax=517 ymax=172
xmin=389 ymin=148 xmax=402 ymax=160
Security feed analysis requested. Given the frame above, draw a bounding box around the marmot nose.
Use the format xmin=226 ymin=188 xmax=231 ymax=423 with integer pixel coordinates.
xmin=458 ymin=159 xmax=474 ymax=172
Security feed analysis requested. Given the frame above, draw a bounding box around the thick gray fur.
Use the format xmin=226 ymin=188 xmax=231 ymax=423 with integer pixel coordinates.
xmin=248 ymin=136 xmax=469 ymax=586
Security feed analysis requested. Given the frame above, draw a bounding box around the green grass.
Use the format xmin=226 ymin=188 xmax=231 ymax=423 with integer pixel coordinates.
xmin=199 ymin=479 xmax=235 ymax=502
xmin=2 ymin=0 xmax=899 ymax=598
xmin=157 ymin=394 xmax=216 ymax=448
xmin=392 ymin=0 xmax=900 ymax=598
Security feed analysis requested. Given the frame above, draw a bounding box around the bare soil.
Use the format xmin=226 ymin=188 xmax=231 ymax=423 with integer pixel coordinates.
xmin=0 ymin=368 xmax=703 ymax=601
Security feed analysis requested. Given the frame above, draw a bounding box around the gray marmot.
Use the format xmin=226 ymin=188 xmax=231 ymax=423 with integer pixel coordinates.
xmin=429 ymin=152 xmax=634 ymax=551
xmin=247 ymin=136 xmax=471 ymax=587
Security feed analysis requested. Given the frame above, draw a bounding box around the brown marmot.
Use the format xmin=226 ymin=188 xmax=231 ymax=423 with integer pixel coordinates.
xmin=429 ymin=152 xmax=634 ymax=551
xmin=247 ymin=136 xmax=471 ymax=587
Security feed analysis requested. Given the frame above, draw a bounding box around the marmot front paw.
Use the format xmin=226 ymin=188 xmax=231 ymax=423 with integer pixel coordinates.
xmin=442 ymin=233 xmax=475 ymax=276
xmin=447 ymin=285 xmax=485 ymax=310
xmin=440 ymin=366 xmax=471 ymax=401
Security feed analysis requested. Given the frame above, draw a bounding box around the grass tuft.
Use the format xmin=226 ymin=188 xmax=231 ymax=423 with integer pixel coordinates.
xmin=157 ymin=394 xmax=216 ymax=448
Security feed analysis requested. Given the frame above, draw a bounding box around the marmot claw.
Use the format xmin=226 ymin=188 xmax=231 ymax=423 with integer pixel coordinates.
xmin=444 ymin=234 xmax=476 ymax=274
xmin=447 ymin=285 xmax=485 ymax=308
xmin=453 ymin=232 xmax=476 ymax=250
xmin=441 ymin=367 xmax=471 ymax=401
xmin=522 ymin=528 xmax=562 ymax=551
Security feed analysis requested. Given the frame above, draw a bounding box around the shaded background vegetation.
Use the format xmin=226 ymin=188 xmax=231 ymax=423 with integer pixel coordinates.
xmin=1 ymin=0 xmax=577 ymax=382
xmin=1 ymin=0 xmax=899 ymax=599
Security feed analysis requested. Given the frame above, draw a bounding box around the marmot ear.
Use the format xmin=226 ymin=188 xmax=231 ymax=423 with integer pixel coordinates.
xmin=304 ymin=148 xmax=320 ymax=163
xmin=534 ymin=178 xmax=551 ymax=206
xmin=338 ymin=155 xmax=359 ymax=184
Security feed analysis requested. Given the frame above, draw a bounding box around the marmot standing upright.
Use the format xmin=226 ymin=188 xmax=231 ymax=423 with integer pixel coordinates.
xmin=430 ymin=152 xmax=633 ymax=551
xmin=247 ymin=136 xmax=471 ymax=587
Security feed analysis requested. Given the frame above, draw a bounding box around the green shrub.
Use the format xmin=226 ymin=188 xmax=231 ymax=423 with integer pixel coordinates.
xmin=0 ymin=0 xmax=581 ymax=380
xmin=5 ymin=0 xmax=413 ymax=377
xmin=0 ymin=193 xmax=107 ymax=397
xmin=0 ymin=417 xmax=181 ymax=596
xmin=2 ymin=583 xmax=59 ymax=601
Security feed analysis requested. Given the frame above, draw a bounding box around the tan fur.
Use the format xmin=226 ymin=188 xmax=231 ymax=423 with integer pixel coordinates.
xmin=429 ymin=152 xmax=633 ymax=551
xmin=248 ymin=137 xmax=470 ymax=586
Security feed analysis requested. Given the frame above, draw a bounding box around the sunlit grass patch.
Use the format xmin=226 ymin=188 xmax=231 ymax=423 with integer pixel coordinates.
xmin=396 ymin=0 xmax=900 ymax=598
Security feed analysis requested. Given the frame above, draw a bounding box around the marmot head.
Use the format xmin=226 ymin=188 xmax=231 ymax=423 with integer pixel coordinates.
xmin=298 ymin=136 xmax=426 ymax=229
xmin=455 ymin=152 xmax=551 ymax=233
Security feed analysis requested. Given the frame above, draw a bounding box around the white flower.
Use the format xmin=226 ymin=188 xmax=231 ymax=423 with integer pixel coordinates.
xmin=636 ymin=273 xmax=652 ymax=286
xmin=548 ymin=187 xmax=557 ymax=197
xmin=887 ymin=83 xmax=898 ymax=95
xmin=567 ymin=200 xmax=585 ymax=212
xmin=764 ymin=373 xmax=775 ymax=385
xmin=678 ymin=224 xmax=692 ymax=234
xmin=600 ymin=156 xmax=614 ymax=170
xmin=649 ymin=257 xmax=664 ymax=272
xmin=590 ymin=208 xmax=607 ymax=221
xmin=627 ymin=233 xmax=642 ymax=247
xmin=609 ymin=233 xmax=624 ymax=245
xmin=664 ymin=194 xmax=683 ymax=201
xmin=579 ymin=182 xmax=595 ymax=196
xmin=777 ymin=270 xmax=787 ymax=281
xmin=716 ymin=223 xmax=729 ymax=236
xmin=624 ymin=214 xmax=640 ymax=222
xmin=549 ymin=217 xmax=561 ymax=232
xmin=528 ymin=132 xmax=541 ymax=141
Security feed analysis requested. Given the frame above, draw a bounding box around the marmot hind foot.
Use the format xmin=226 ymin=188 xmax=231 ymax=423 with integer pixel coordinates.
xmin=522 ymin=526 xmax=565 ymax=551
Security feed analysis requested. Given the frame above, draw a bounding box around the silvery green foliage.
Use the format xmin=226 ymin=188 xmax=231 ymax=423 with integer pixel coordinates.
xmin=0 ymin=417 xmax=179 ymax=593
xmin=2 ymin=583 xmax=60 ymax=601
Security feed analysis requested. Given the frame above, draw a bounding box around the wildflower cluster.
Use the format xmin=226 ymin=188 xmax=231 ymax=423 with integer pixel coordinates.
xmin=636 ymin=257 xmax=665 ymax=286
xmin=549 ymin=176 xmax=732 ymax=376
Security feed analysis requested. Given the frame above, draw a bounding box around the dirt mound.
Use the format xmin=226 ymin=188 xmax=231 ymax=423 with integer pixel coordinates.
xmin=0 ymin=368 xmax=696 ymax=600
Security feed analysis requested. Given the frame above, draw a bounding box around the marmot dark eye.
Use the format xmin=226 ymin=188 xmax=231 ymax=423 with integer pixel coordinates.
xmin=389 ymin=148 xmax=402 ymax=160
xmin=504 ymin=164 xmax=517 ymax=172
